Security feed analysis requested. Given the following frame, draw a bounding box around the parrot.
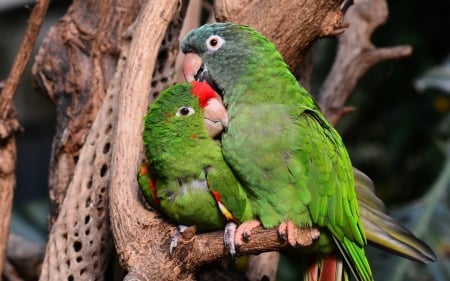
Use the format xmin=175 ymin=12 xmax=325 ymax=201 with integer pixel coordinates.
xmin=181 ymin=23 xmax=436 ymax=280
xmin=138 ymin=81 xmax=253 ymax=254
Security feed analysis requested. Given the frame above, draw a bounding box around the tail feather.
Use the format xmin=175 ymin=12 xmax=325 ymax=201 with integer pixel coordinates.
xmin=332 ymin=235 xmax=374 ymax=281
xmin=306 ymin=253 xmax=349 ymax=281
xmin=319 ymin=253 xmax=337 ymax=281
xmin=354 ymin=168 xmax=436 ymax=263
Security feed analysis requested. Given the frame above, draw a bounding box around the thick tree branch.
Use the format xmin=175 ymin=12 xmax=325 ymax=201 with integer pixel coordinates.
xmin=215 ymin=0 xmax=346 ymax=70
xmin=318 ymin=0 xmax=412 ymax=124
xmin=109 ymin=1 xmax=190 ymax=280
xmin=0 ymin=0 xmax=49 ymax=277
xmin=32 ymin=0 xmax=140 ymax=226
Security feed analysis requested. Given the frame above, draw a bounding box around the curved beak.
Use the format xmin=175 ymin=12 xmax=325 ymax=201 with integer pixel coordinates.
xmin=203 ymin=97 xmax=228 ymax=138
xmin=183 ymin=53 xmax=203 ymax=82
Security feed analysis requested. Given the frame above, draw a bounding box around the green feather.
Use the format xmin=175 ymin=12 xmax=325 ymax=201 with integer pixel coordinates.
xmin=138 ymin=83 xmax=252 ymax=231
xmin=183 ymin=22 xmax=371 ymax=280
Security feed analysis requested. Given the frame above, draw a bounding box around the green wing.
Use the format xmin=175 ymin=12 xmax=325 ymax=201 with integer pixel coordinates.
xmin=293 ymin=109 xmax=372 ymax=280
xmin=206 ymin=155 xmax=254 ymax=223
xmin=295 ymin=110 xmax=365 ymax=245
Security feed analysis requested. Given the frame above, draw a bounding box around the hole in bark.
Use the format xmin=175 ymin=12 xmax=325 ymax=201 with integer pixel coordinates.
xmin=85 ymin=215 xmax=91 ymax=224
xmin=76 ymin=256 xmax=83 ymax=263
xmin=97 ymin=220 xmax=104 ymax=231
xmin=80 ymin=268 xmax=86 ymax=275
xmin=68 ymin=275 xmax=74 ymax=281
xmin=103 ymin=142 xmax=110 ymax=154
xmin=100 ymin=164 xmax=108 ymax=177
xmin=73 ymin=241 xmax=82 ymax=252
xmin=86 ymin=180 xmax=93 ymax=189
xmin=104 ymin=123 xmax=112 ymax=134
xmin=100 ymin=187 xmax=106 ymax=193
xmin=74 ymin=232 xmax=79 ymax=237
xmin=157 ymin=49 xmax=168 ymax=63
xmin=151 ymin=80 xmax=157 ymax=87
xmin=161 ymin=77 xmax=168 ymax=83
xmin=97 ymin=207 xmax=105 ymax=218
xmin=153 ymin=92 xmax=160 ymax=99
xmin=85 ymin=228 xmax=90 ymax=235
xmin=86 ymin=196 xmax=92 ymax=207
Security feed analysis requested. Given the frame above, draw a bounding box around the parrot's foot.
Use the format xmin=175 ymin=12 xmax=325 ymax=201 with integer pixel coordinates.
xmin=278 ymin=221 xmax=320 ymax=247
xmin=224 ymin=222 xmax=237 ymax=256
xmin=234 ymin=220 xmax=261 ymax=247
xmin=170 ymin=225 xmax=188 ymax=255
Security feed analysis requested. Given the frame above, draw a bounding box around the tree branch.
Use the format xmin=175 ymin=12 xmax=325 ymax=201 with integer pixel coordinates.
xmin=109 ymin=1 xmax=191 ymax=280
xmin=318 ymin=0 xmax=412 ymax=124
xmin=0 ymin=0 xmax=49 ymax=277
xmin=215 ymin=0 xmax=347 ymax=70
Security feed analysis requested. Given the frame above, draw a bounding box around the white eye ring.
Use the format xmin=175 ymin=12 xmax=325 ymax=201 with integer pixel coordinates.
xmin=205 ymin=35 xmax=225 ymax=52
xmin=176 ymin=106 xmax=195 ymax=117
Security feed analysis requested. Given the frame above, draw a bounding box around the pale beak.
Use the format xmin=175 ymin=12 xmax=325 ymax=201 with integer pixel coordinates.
xmin=183 ymin=53 xmax=203 ymax=82
xmin=203 ymin=97 xmax=229 ymax=138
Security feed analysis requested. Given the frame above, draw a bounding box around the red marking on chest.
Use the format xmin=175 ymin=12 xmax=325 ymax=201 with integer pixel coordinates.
xmin=150 ymin=178 xmax=160 ymax=207
xmin=140 ymin=164 xmax=148 ymax=176
xmin=190 ymin=81 xmax=218 ymax=108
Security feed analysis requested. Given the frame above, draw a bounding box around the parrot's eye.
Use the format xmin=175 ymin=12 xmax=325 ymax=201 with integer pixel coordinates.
xmin=205 ymin=35 xmax=225 ymax=52
xmin=176 ymin=106 xmax=195 ymax=117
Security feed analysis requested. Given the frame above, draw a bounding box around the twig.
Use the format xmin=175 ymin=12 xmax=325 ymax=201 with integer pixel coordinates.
xmin=318 ymin=0 xmax=412 ymax=124
xmin=0 ymin=0 xmax=49 ymax=118
xmin=0 ymin=0 xmax=49 ymax=278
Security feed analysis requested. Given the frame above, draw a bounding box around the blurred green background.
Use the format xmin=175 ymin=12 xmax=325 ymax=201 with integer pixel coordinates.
xmin=1 ymin=0 xmax=449 ymax=280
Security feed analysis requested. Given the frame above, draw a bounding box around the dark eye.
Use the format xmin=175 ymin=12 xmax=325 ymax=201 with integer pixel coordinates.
xmin=209 ymin=38 xmax=218 ymax=46
xmin=176 ymin=106 xmax=195 ymax=116
xmin=206 ymin=35 xmax=225 ymax=52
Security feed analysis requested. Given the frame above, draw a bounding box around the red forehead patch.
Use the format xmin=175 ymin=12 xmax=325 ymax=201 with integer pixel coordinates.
xmin=190 ymin=81 xmax=219 ymax=108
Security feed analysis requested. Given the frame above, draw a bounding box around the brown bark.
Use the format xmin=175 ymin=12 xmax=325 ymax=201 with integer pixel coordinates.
xmin=0 ymin=0 xmax=49 ymax=278
xmin=33 ymin=1 xmax=141 ymax=280
xmin=318 ymin=0 xmax=412 ymax=124
xmin=108 ymin=1 xmax=191 ymax=280
xmin=32 ymin=0 xmax=141 ymax=226
xmin=215 ymin=0 xmax=348 ymax=71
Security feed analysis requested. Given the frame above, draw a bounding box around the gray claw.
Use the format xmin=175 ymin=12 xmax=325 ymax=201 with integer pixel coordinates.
xmin=224 ymin=222 xmax=237 ymax=256
xmin=170 ymin=225 xmax=188 ymax=255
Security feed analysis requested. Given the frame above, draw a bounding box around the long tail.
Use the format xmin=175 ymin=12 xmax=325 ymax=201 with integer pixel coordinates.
xmin=305 ymin=253 xmax=349 ymax=281
xmin=354 ymin=168 xmax=436 ymax=263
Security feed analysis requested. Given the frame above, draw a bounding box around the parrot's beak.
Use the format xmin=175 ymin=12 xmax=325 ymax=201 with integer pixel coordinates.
xmin=183 ymin=53 xmax=203 ymax=83
xmin=203 ymin=96 xmax=228 ymax=138
xmin=183 ymin=53 xmax=222 ymax=97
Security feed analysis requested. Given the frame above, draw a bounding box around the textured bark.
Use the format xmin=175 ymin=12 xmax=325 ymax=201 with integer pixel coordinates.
xmin=33 ymin=1 xmax=142 ymax=280
xmin=0 ymin=0 xmax=49 ymax=278
xmin=215 ymin=0 xmax=348 ymax=71
xmin=0 ymin=139 xmax=16 ymax=280
xmin=108 ymin=1 xmax=192 ymax=280
xmin=32 ymin=0 xmax=141 ymax=226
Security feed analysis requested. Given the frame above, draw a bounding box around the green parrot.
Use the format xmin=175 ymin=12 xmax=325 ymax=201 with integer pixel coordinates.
xmin=181 ymin=23 xmax=435 ymax=280
xmin=138 ymin=81 xmax=253 ymax=254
